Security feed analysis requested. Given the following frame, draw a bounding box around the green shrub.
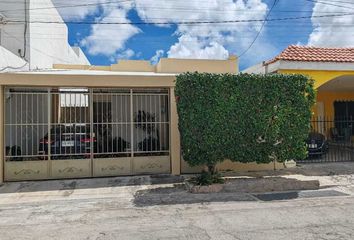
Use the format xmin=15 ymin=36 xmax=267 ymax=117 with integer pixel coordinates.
xmin=191 ymin=170 xmax=225 ymax=186
xmin=175 ymin=72 xmax=315 ymax=172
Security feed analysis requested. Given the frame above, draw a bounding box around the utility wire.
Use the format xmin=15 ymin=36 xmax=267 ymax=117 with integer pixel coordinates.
xmin=21 ymin=0 xmax=28 ymax=59
xmin=0 ymin=62 xmax=28 ymax=72
xmin=3 ymin=12 xmax=354 ymax=25
xmin=1 ymin=0 xmax=133 ymax=13
xmin=308 ymin=0 xmax=354 ymax=5
xmin=305 ymin=0 xmax=354 ymax=10
xmin=238 ymin=0 xmax=278 ymax=58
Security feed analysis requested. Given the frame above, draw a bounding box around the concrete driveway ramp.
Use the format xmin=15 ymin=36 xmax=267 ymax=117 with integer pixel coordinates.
xmin=254 ymin=190 xmax=348 ymax=201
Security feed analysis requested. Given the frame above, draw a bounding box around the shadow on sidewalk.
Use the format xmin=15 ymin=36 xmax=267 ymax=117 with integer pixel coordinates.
xmin=0 ymin=174 xmax=184 ymax=194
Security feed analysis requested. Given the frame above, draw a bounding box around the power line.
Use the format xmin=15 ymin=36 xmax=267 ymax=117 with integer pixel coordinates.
xmin=0 ymin=62 xmax=28 ymax=72
xmin=6 ymin=15 xmax=354 ymax=24
xmin=1 ymin=0 xmax=353 ymax=15
xmin=309 ymin=0 xmax=354 ymax=5
xmin=238 ymin=0 xmax=279 ymax=58
xmin=5 ymin=33 xmax=354 ymax=43
xmin=21 ymin=0 xmax=28 ymax=59
xmin=1 ymin=0 xmax=133 ymax=13
xmin=3 ymin=8 xmax=353 ymax=17
xmin=3 ymin=12 xmax=354 ymax=25
xmin=305 ymin=0 xmax=354 ymax=10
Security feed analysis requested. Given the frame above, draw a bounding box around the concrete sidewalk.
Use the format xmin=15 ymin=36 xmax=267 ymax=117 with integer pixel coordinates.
xmin=0 ymin=162 xmax=354 ymax=240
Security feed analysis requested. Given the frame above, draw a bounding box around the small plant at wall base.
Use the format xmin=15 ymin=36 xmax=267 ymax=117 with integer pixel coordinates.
xmin=191 ymin=170 xmax=225 ymax=186
xmin=175 ymin=72 xmax=315 ymax=185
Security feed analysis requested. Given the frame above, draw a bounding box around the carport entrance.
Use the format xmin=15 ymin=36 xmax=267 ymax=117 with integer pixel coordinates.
xmin=4 ymin=87 xmax=170 ymax=181
xmin=299 ymin=75 xmax=354 ymax=163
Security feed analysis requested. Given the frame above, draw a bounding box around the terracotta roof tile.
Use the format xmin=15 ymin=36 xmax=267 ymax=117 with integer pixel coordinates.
xmin=265 ymin=45 xmax=354 ymax=65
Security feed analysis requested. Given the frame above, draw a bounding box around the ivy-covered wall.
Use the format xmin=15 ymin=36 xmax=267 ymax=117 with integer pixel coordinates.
xmin=175 ymin=73 xmax=315 ymax=168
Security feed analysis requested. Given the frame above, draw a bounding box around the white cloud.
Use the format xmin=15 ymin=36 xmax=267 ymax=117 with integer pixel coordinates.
xmin=80 ymin=8 xmax=140 ymax=56
xmin=168 ymin=35 xmax=229 ymax=59
xmin=53 ymin=0 xmax=134 ymax=20
xmin=52 ymin=0 xmax=101 ymax=20
xmin=134 ymin=0 xmax=269 ymax=60
xmin=150 ymin=49 xmax=164 ymax=64
xmin=53 ymin=1 xmax=140 ymax=57
xmin=54 ymin=0 xmax=273 ymax=62
xmin=117 ymin=49 xmax=135 ymax=59
xmin=308 ymin=2 xmax=354 ymax=46
xmin=109 ymin=48 xmax=135 ymax=62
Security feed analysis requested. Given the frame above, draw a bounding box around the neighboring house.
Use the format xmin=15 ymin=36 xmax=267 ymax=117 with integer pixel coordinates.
xmin=244 ymin=45 xmax=354 ymax=147
xmin=0 ymin=0 xmax=89 ymax=71
xmin=244 ymin=45 xmax=354 ymax=119
xmin=1 ymin=56 xmax=282 ymax=183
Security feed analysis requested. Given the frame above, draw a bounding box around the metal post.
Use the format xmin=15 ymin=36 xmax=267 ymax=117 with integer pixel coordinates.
xmin=130 ymin=89 xmax=134 ymax=173
xmin=0 ymin=86 xmax=4 ymax=183
xmin=89 ymin=88 xmax=94 ymax=177
xmin=47 ymin=88 xmax=51 ymax=177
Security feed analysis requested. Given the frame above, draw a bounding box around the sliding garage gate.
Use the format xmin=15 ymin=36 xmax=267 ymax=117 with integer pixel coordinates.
xmin=4 ymin=87 xmax=170 ymax=181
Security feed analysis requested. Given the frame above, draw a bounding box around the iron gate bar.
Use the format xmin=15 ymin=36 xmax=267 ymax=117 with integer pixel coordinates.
xmin=4 ymin=87 xmax=171 ymax=180
xmin=298 ymin=115 xmax=354 ymax=163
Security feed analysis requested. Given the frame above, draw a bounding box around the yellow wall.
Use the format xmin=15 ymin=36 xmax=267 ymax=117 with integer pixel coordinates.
xmin=317 ymin=91 xmax=354 ymax=117
xmin=279 ymin=69 xmax=354 ymax=89
xmin=279 ymin=69 xmax=354 ymax=120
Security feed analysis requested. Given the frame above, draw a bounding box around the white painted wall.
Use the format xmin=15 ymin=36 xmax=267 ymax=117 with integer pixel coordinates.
xmin=0 ymin=0 xmax=90 ymax=71
xmin=243 ymin=60 xmax=354 ymax=74
xmin=0 ymin=0 xmax=27 ymax=59
xmin=28 ymin=0 xmax=90 ymax=69
xmin=0 ymin=46 xmax=29 ymax=71
xmin=242 ymin=63 xmax=266 ymax=74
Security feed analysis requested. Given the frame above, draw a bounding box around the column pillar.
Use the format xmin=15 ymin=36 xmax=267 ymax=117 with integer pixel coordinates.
xmin=0 ymin=86 xmax=4 ymax=184
xmin=170 ymin=87 xmax=181 ymax=175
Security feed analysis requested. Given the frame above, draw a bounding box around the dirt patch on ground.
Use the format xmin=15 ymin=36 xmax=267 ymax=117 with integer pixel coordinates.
xmin=185 ymin=177 xmax=319 ymax=194
xmin=134 ymin=177 xmax=320 ymax=206
xmin=133 ymin=184 xmax=256 ymax=207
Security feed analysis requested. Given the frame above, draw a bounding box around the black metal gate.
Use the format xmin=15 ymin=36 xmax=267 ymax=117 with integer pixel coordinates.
xmin=297 ymin=116 xmax=354 ymax=163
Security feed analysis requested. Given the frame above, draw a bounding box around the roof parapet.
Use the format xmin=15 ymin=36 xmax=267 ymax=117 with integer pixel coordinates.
xmin=111 ymin=60 xmax=155 ymax=72
xmin=53 ymin=56 xmax=239 ymax=74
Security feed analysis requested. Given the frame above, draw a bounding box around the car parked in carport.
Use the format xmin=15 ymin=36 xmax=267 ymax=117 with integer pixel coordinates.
xmin=307 ymin=131 xmax=329 ymax=157
xmin=38 ymin=124 xmax=95 ymax=159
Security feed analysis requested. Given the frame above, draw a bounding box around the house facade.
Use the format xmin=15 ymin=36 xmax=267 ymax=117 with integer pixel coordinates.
xmin=245 ymin=45 xmax=354 ymax=156
xmin=0 ymin=56 xmax=285 ymax=183
xmin=244 ymin=45 xmax=354 ymax=119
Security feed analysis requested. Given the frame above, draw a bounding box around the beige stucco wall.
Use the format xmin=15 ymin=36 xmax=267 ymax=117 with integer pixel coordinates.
xmin=170 ymin=87 xmax=181 ymax=175
xmin=53 ymin=56 xmax=238 ymax=74
xmin=156 ymin=56 xmax=239 ymax=74
xmin=181 ymin=159 xmax=284 ymax=174
xmin=0 ymin=86 xmax=3 ymax=183
xmin=0 ymin=73 xmax=176 ymax=88
xmin=111 ymin=60 xmax=155 ymax=72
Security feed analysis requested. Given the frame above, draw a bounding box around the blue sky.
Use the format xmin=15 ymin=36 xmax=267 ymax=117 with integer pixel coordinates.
xmin=58 ymin=0 xmax=353 ymax=70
